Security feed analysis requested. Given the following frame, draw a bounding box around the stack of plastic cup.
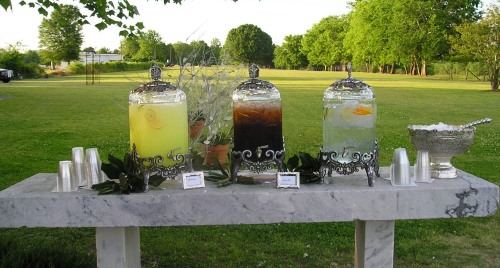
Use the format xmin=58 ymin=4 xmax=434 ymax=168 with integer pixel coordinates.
xmin=85 ymin=148 xmax=103 ymax=188
xmin=57 ymin=160 xmax=75 ymax=192
xmin=391 ymin=148 xmax=411 ymax=186
xmin=414 ymin=150 xmax=432 ymax=183
xmin=72 ymin=147 xmax=85 ymax=188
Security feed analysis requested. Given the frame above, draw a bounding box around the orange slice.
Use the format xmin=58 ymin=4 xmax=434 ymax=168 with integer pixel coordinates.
xmin=353 ymin=106 xmax=373 ymax=115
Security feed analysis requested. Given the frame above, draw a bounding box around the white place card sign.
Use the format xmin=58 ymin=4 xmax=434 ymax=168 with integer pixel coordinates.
xmin=277 ymin=172 xmax=300 ymax=189
xmin=182 ymin=172 xmax=205 ymax=189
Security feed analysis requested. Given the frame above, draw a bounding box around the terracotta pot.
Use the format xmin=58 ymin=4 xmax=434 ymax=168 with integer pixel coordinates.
xmin=189 ymin=120 xmax=204 ymax=139
xmin=202 ymin=143 xmax=230 ymax=165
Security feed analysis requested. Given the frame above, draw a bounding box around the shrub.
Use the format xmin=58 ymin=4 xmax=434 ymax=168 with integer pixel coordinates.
xmin=66 ymin=62 xmax=86 ymax=74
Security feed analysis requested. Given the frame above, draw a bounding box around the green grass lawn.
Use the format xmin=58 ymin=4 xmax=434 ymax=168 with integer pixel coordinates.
xmin=0 ymin=68 xmax=499 ymax=267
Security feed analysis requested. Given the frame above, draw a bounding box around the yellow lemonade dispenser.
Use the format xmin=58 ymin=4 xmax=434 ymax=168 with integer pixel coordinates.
xmin=129 ymin=65 xmax=190 ymax=189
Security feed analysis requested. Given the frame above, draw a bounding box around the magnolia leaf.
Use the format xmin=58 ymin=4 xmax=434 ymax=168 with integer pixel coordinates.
xmin=123 ymin=153 xmax=137 ymax=174
xmin=148 ymin=174 xmax=166 ymax=187
xmin=91 ymin=180 xmax=120 ymax=195
xmin=286 ymin=152 xmax=322 ymax=184
xmin=101 ymin=162 xmax=121 ymax=180
xmin=108 ymin=154 xmax=125 ymax=171
xmin=299 ymin=151 xmax=320 ymax=170
xmin=286 ymin=154 xmax=300 ymax=172
xmin=204 ymin=171 xmax=227 ymax=180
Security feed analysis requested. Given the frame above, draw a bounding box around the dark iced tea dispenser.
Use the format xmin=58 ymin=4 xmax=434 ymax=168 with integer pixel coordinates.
xmin=230 ymin=64 xmax=286 ymax=182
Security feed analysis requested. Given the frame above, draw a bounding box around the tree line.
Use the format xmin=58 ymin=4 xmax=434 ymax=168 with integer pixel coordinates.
xmin=2 ymin=1 xmax=500 ymax=90
xmin=273 ymin=0 xmax=500 ymax=91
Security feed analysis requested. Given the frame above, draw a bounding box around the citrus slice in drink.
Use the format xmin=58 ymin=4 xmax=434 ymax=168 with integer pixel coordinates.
xmin=148 ymin=119 xmax=164 ymax=129
xmin=144 ymin=109 xmax=156 ymax=121
xmin=144 ymin=109 xmax=164 ymax=129
xmin=340 ymin=107 xmax=354 ymax=122
xmin=353 ymin=106 xmax=373 ymax=115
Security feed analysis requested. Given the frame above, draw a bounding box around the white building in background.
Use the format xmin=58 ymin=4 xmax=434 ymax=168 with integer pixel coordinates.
xmin=78 ymin=53 xmax=123 ymax=64
xmin=60 ymin=53 xmax=123 ymax=70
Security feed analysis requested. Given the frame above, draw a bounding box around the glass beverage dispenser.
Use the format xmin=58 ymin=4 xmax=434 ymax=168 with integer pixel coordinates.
xmin=129 ymin=65 xmax=190 ymax=188
xmin=230 ymin=64 xmax=286 ymax=182
xmin=320 ymin=63 xmax=379 ymax=186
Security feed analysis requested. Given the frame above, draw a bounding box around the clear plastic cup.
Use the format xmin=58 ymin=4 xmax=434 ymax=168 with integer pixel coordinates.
xmin=72 ymin=147 xmax=85 ymax=187
xmin=391 ymin=148 xmax=411 ymax=186
xmin=414 ymin=150 xmax=432 ymax=183
xmin=85 ymin=148 xmax=103 ymax=188
xmin=57 ymin=160 xmax=75 ymax=192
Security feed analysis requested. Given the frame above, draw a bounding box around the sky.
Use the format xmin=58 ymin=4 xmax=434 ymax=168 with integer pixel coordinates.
xmin=0 ymin=0 xmax=351 ymax=51
xmin=1 ymin=0 xmax=497 ymax=52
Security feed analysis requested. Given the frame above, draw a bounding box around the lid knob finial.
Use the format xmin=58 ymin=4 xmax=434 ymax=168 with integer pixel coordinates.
xmin=150 ymin=65 xmax=162 ymax=81
xmin=249 ymin=63 xmax=259 ymax=79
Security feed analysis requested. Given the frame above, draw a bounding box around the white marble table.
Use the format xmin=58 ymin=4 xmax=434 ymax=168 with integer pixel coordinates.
xmin=0 ymin=167 xmax=498 ymax=268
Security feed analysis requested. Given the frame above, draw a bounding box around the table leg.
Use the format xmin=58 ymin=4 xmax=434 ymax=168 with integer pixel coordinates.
xmin=355 ymin=220 xmax=394 ymax=268
xmin=96 ymin=227 xmax=141 ymax=268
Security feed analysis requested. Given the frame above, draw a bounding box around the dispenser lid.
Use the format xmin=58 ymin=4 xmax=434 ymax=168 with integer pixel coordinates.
xmin=131 ymin=65 xmax=178 ymax=93
xmin=327 ymin=62 xmax=372 ymax=91
xmin=233 ymin=64 xmax=280 ymax=101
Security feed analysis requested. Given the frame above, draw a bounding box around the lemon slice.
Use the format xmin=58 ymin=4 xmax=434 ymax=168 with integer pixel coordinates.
xmin=143 ymin=109 xmax=164 ymax=129
xmin=340 ymin=107 xmax=354 ymax=122
xmin=144 ymin=109 xmax=156 ymax=121
xmin=149 ymin=119 xmax=164 ymax=129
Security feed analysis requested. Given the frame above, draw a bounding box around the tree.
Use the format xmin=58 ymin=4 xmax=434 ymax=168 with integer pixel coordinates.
xmin=38 ymin=4 xmax=83 ymax=64
xmin=82 ymin=47 xmax=95 ymax=53
xmin=0 ymin=45 xmax=44 ymax=78
xmin=97 ymin=47 xmax=112 ymax=54
xmin=273 ymin=35 xmax=308 ymax=70
xmin=165 ymin=44 xmax=176 ymax=65
xmin=23 ymin=50 xmax=41 ymax=65
xmin=129 ymin=30 xmax=165 ymax=62
xmin=0 ymin=45 xmax=24 ymax=74
xmin=302 ymin=16 xmax=348 ymax=71
xmin=344 ymin=0 xmax=394 ymax=73
xmin=189 ymin=40 xmax=210 ymax=65
xmin=210 ymin=38 xmax=222 ymax=64
xmin=223 ymin=24 xmax=274 ymax=66
xmin=120 ymin=37 xmax=140 ymax=61
xmin=451 ymin=5 xmax=500 ymax=91
xmin=172 ymin=42 xmax=192 ymax=64
xmin=346 ymin=0 xmax=481 ymax=76
xmin=2 ymin=0 xmax=237 ymax=37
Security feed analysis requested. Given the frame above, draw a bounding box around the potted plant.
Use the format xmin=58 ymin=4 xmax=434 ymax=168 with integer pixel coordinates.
xmin=200 ymin=126 xmax=233 ymax=165
xmin=188 ymin=110 xmax=205 ymax=139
